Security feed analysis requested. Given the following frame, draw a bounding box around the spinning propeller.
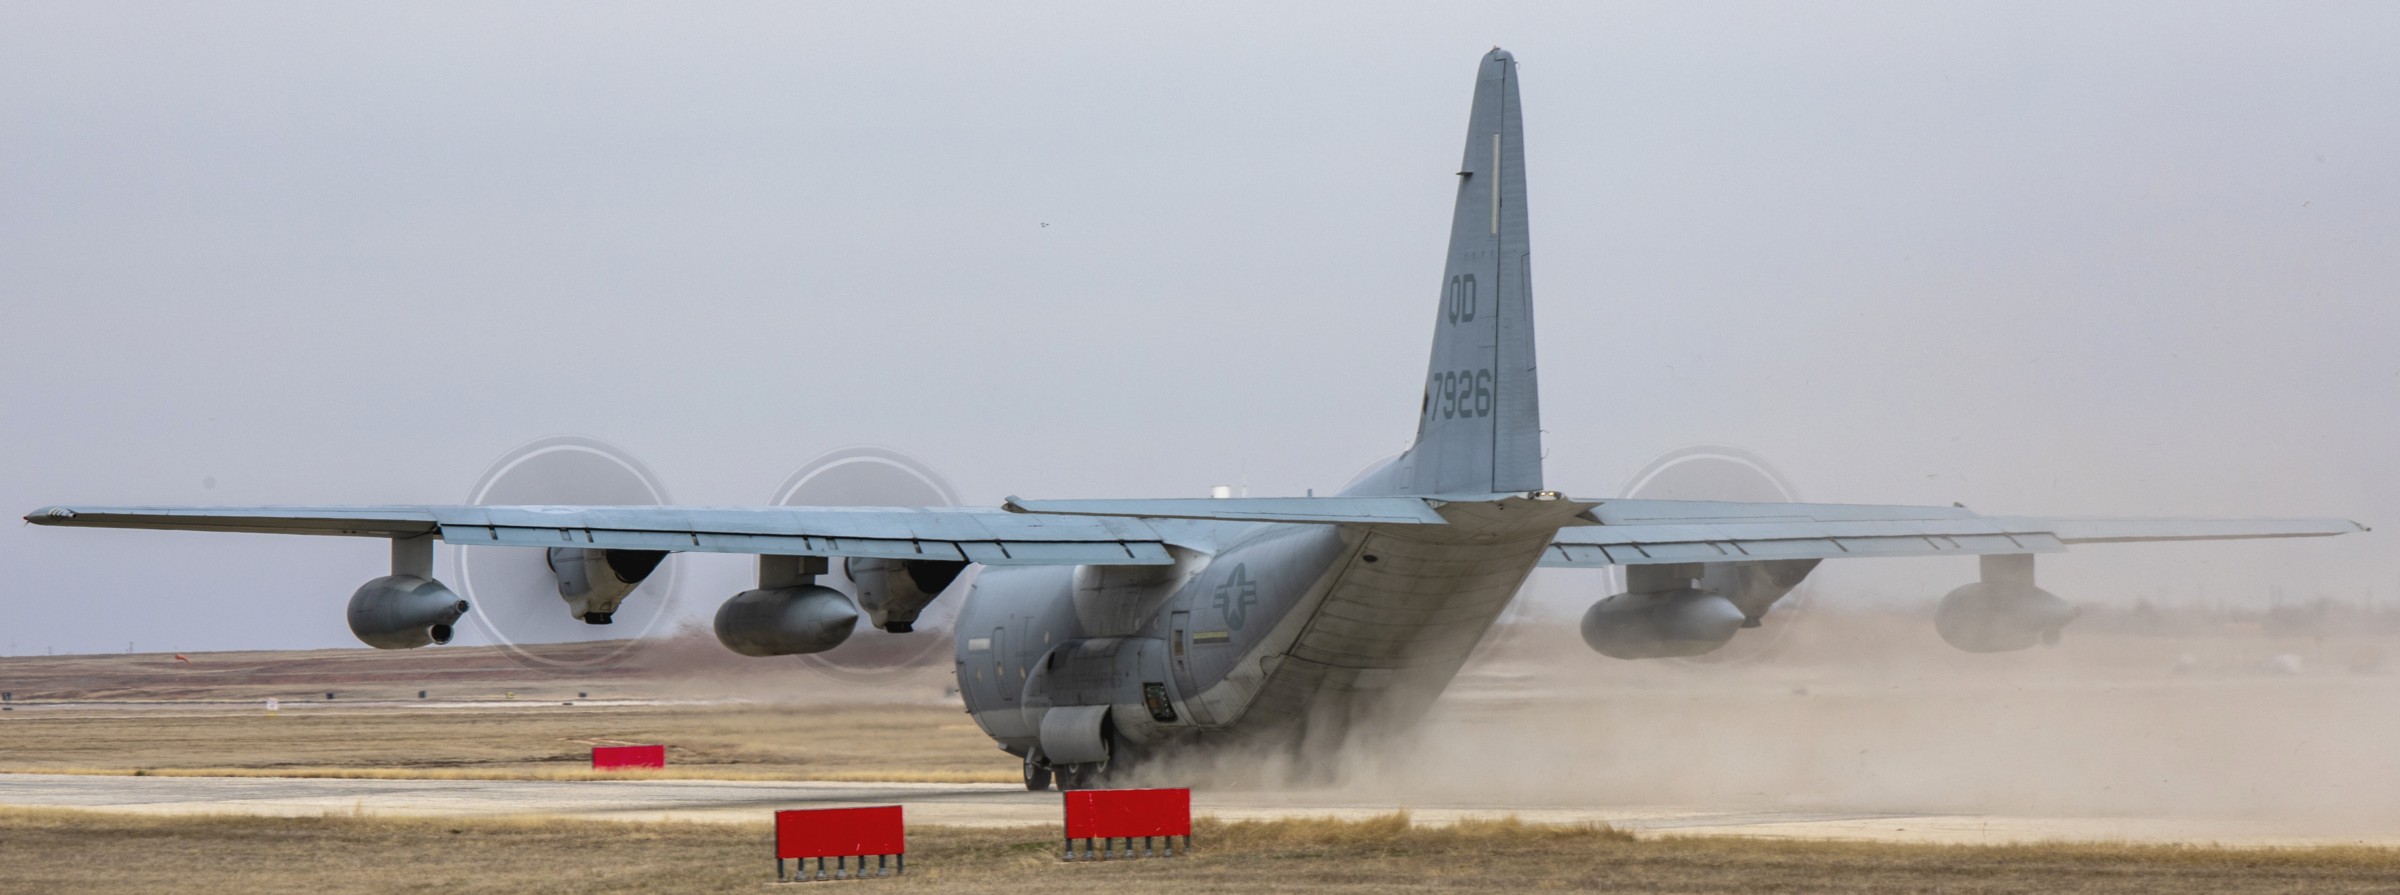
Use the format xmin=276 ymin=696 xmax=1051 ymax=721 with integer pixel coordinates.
xmin=1605 ymin=444 xmax=1812 ymax=666
xmin=454 ymin=436 xmax=680 ymax=671
xmin=1460 ymin=444 xmax=1812 ymax=666
xmin=768 ymin=446 xmax=967 ymax=683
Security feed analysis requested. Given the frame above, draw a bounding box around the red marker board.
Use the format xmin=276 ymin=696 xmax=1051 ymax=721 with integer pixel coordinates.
xmin=776 ymin=806 xmax=907 ymax=860
xmin=1063 ymin=788 xmax=1191 ymax=840
xmin=591 ymin=744 xmax=665 ymax=770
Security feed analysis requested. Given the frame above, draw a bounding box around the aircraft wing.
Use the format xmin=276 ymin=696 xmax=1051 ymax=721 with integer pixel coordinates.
xmin=1541 ymin=499 xmax=2366 ymax=567
xmin=21 ymin=504 xmax=1175 ymax=565
xmin=25 ymin=497 xmax=2365 ymax=569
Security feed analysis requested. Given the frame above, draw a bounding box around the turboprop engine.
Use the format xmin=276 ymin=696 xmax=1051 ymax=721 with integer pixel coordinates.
xmin=455 ymin=436 xmax=681 ymax=658
xmin=1934 ymin=554 xmax=2078 ymax=652
xmin=713 ymin=557 xmax=859 ymax=656
xmin=845 ymin=557 xmax=968 ymax=633
xmin=547 ymin=547 xmax=667 ymax=625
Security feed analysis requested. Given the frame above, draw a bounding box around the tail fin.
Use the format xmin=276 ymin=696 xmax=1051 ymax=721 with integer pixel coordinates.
xmin=1400 ymin=48 xmax=1541 ymax=496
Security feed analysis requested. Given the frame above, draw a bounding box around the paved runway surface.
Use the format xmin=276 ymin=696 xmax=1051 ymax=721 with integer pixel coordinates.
xmin=3 ymin=773 xmax=2389 ymax=847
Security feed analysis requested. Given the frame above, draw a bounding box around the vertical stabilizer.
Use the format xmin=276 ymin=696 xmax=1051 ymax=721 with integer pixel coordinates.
xmin=1399 ymin=49 xmax=1541 ymax=496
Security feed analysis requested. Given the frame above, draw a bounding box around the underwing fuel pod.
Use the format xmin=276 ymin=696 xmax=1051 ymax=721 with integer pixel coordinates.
xmin=346 ymin=537 xmax=470 ymax=649
xmin=1933 ymin=554 xmax=2079 ymax=652
xmin=713 ymin=556 xmax=859 ymax=656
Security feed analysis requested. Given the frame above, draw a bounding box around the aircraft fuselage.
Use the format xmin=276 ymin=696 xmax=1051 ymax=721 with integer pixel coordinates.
xmin=953 ymin=482 xmax=1583 ymax=773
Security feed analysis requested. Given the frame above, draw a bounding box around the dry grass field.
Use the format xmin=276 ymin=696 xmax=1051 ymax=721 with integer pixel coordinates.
xmin=0 ymin=703 xmax=1015 ymax=782
xmin=3 ymin=807 xmax=2395 ymax=895
xmin=0 ymin=635 xmax=941 ymax=705
xmin=0 ymin=636 xmax=1019 ymax=782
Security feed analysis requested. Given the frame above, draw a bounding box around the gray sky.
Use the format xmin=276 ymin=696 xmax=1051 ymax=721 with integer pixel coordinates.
xmin=4 ymin=2 xmax=2394 ymax=654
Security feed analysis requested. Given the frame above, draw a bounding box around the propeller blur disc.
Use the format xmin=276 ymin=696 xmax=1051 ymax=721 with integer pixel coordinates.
xmin=1461 ymin=444 xmax=1809 ymax=666
xmin=770 ymin=446 xmax=964 ymax=683
xmin=456 ymin=436 xmax=679 ymax=671
xmin=1608 ymin=444 xmax=1811 ymax=666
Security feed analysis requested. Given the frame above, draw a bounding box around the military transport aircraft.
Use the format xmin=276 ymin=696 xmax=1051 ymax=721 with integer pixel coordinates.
xmin=24 ymin=49 xmax=2363 ymax=790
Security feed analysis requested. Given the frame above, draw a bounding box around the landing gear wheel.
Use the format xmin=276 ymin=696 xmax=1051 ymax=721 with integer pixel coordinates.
xmin=1023 ymin=753 xmax=1053 ymax=791
xmin=1060 ymin=738 xmax=1113 ymax=791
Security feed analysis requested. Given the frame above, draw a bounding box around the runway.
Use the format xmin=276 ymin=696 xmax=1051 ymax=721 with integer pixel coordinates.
xmin=3 ymin=773 xmax=2389 ymax=847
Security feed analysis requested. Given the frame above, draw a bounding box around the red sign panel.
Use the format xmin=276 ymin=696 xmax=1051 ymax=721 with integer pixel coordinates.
xmin=1063 ymin=788 xmax=1191 ymax=839
xmin=777 ymin=806 xmax=907 ymax=860
xmin=591 ymin=744 xmax=666 ymax=770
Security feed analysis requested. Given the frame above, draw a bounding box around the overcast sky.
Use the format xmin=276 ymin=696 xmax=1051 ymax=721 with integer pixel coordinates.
xmin=3 ymin=2 xmax=2394 ymax=655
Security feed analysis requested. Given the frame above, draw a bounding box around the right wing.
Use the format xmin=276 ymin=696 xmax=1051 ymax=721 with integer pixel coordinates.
xmin=1541 ymin=499 xmax=2365 ymax=566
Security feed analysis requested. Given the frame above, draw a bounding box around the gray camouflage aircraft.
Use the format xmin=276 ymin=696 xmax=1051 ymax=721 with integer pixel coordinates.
xmin=25 ymin=49 xmax=2363 ymax=789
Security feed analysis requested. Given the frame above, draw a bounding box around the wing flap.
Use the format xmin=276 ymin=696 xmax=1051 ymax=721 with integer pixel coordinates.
xmin=1542 ymin=532 xmax=2066 ymax=567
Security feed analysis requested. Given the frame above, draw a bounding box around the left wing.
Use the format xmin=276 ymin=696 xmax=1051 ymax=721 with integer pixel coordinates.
xmin=22 ymin=504 xmax=1175 ymax=565
xmin=1542 ymin=499 xmax=2365 ymax=566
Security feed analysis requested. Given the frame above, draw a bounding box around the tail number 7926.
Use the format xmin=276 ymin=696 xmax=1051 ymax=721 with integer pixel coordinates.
xmin=1426 ymin=368 xmax=1494 ymax=421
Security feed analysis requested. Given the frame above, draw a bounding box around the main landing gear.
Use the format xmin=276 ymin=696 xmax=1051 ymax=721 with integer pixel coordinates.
xmin=1023 ymin=742 xmax=1120 ymax=792
xmin=1022 ymin=751 xmax=1053 ymax=791
xmin=1057 ymin=760 xmax=1106 ymax=791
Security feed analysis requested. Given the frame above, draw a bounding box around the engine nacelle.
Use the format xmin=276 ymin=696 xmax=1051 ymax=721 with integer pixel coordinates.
xmin=548 ymin=547 xmax=667 ymax=625
xmin=713 ymin=585 xmax=859 ymax=657
xmin=1702 ymin=558 xmax=1820 ymax=626
xmin=1934 ymin=582 xmax=2078 ymax=653
xmin=844 ymin=558 xmax=967 ymax=633
xmin=1581 ymin=588 xmax=1746 ymax=659
xmin=347 ymin=575 xmax=470 ymax=650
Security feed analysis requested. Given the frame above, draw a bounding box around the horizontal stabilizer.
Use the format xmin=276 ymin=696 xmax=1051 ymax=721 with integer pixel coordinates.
xmin=1002 ymin=496 xmax=1448 ymax=525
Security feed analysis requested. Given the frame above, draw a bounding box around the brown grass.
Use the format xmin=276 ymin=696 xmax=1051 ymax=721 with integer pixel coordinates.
xmin=8 ymin=765 xmax=1015 ymax=784
xmin=0 ymin=703 xmax=1014 ymax=782
xmin=1 ymin=807 xmax=2394 ymax=894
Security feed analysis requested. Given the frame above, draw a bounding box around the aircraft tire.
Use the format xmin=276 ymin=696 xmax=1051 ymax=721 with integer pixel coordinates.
xmin=1023 ymin=753 xmax=1053 ymax=791
xmin=1055 ymin=729 xmax=1116 ymax=791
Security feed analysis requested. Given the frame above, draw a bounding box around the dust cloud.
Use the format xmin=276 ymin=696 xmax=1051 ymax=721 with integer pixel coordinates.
xmin=620 ymin=587 xmax=2400 ymax=837
xmin=1299 ymin=602 xmax=2400 ymax=835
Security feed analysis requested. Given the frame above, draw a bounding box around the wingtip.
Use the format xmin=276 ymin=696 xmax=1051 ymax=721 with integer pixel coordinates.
xmin=999 ymin=496 xmax=1029 ymax=514
xmin=24 ymin=506 xmax=74 ymax=525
